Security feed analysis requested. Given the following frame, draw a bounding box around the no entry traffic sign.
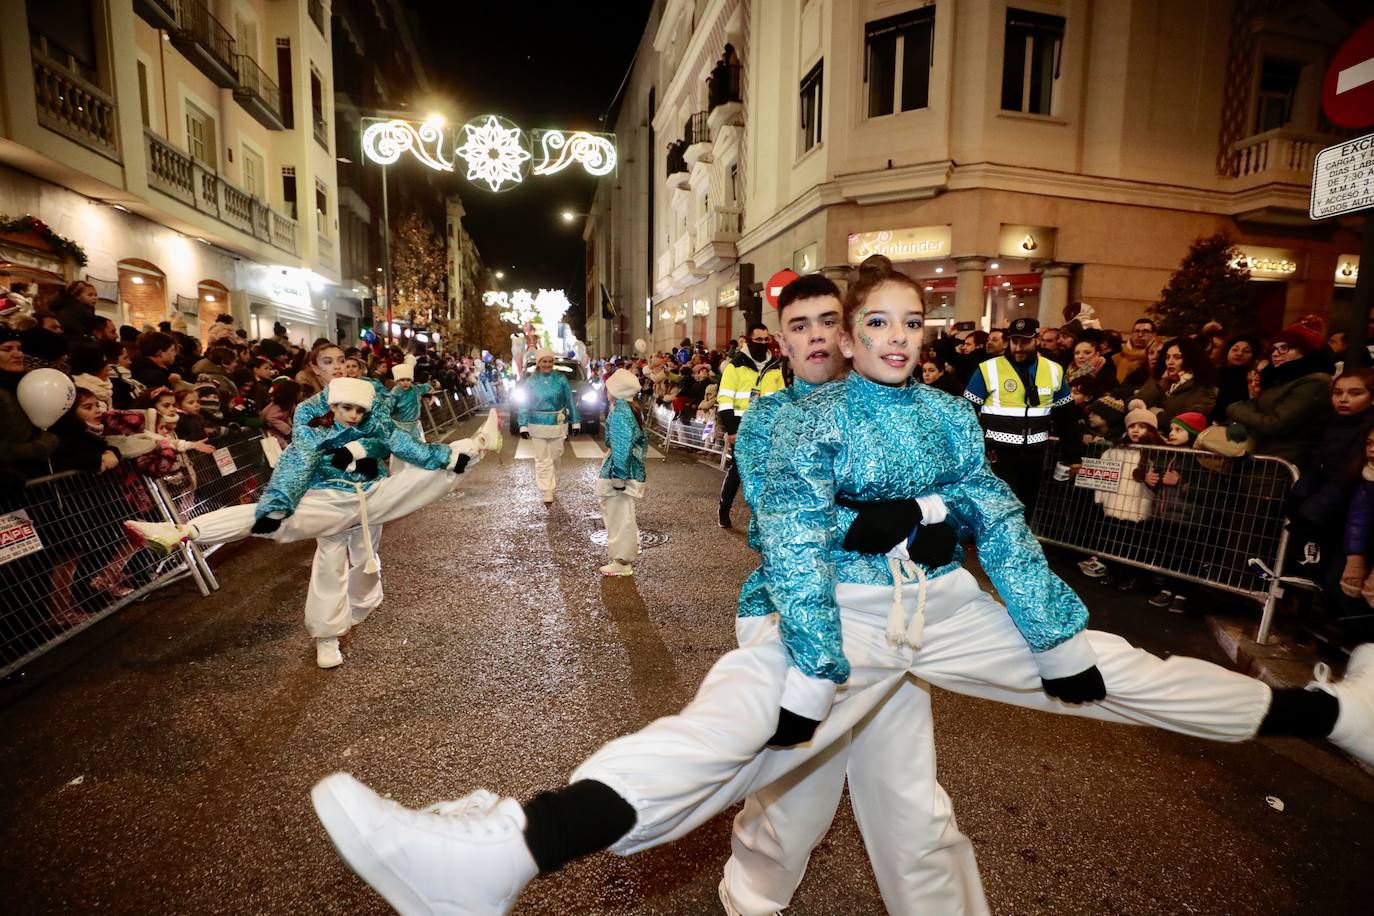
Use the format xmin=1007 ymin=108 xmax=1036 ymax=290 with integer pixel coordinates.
xmin=1311 ymin=133 xmax=1374 ymax=220
xmin=1324 ymin=18 xmax=1374 ymax=129
xmin=764 ymin=269 xmax=800 ymax=308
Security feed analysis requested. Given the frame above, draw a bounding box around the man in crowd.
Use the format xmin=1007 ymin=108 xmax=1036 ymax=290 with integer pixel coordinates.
xmin=963 ymin=316 xmax=1078 ymax=517
xmin=986 ymin=327 xmax=1007 ymax=358
xmin=716 ymin=322 xmax=784 ymax=528
xmin=1114 ymin=317 xmax=1157 ymax=380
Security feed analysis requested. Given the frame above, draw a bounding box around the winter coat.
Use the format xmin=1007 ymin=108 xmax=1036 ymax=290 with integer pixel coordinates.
xmin=1134 ymin=375 xmax=1217 ymax=425
xmin=1286 ymin=409 xmax=1374 ymax=528
xmin=260 ymin=403 xmax=293 ymax=448
xmin=49 ymin=415 xmax=120 ymax=474
xmin=1225 ymin=355 xmax=1333 ymax=463
xmin=205 ymin=322 xmax=238 ymax=347
xmin=517 ymin=370 xmax=579 ymax=433
xmin=1344 ymin=471 xmax=1374 ymax=557
xmin=46 ymin=294 xmax=98 ymax=338
xmin=1212 ymin=365 xmax=1251 ymax=425
xmin=598 ymin=400 xmax=647 ymax=488
xmin=1095 ymin=446 xmax=1154 ymax=523
xmin=191 ymin=359 xmax=240 ymax=399
xmin=0 ymin=371 xmax=59 ymax=475
xmin=132 ymin=358 xmax=173 ymax=391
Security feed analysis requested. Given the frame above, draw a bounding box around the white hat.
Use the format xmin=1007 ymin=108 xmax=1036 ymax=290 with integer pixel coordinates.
xmin=606 ymin=368 xmax=640 ymax=401
xmin=392 ymin=356 xmax=416 ymax=381
xmin=328 ymin=377 xmax=375 ymax=409
xmin=533 ymin=347 xmax=556 ymax=363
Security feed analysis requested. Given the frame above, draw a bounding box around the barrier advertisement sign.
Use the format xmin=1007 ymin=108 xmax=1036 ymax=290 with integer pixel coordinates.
xmin=0 ymin=510 xmax=43 ymax=566
xmin=213 ymin=447 xmax=237 ymax=476
xmin=1073 ymin=457 xmax=1123 ymax=493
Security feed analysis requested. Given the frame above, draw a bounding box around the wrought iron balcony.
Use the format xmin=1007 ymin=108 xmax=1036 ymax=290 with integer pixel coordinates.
xmin=708 ymin=61 xmax=742 ymax=111
xmin=32 ymin=51 xmax=119 ymax=160
xmin=144 ymin=130 xmax=298 ymax=256
xmin=170 ymin=0 xmax=239 ymax=89
xmin=133 ymin=0 xmax=178 ymax=30
xmin=233 ymin=54 xmax=285 ymax=130
xmin=684 ymin=111 xmax=711 ymax=147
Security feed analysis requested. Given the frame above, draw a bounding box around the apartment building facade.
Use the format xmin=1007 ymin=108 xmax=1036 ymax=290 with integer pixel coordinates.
xmin=0 ymin=0 xmax=345 ymax=345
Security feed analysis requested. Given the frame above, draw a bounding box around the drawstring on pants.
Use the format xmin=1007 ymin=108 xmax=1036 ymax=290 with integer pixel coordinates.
xmin=885 ymin=556 xmax=928 ymax=649
xmin=352 ymin=481 xmax=379 ymax=574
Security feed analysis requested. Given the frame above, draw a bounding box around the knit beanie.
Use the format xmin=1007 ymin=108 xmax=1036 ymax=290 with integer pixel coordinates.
xmin=1170 ymin=411 xmax=1206 ymax=440
xmin=533 ymin=347 xmax=556 ymax=364
xmin=605 ymin=368 xmax=640 ymax=401
xmin=1089 ymin=394 xmax=1126 ymax=427
xmin=1124 ymin=398 xmax=1158 ymax=429
xmin=1274 ymin=322 xmax=1324 ymax=355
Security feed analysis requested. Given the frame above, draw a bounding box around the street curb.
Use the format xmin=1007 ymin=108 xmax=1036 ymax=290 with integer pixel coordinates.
xmin=1207 ymin=616 xmax=1316 ymax=689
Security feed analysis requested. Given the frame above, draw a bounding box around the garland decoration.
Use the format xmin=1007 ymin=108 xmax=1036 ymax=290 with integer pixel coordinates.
xmin=0 ymin=214 xmax=88 ymax=266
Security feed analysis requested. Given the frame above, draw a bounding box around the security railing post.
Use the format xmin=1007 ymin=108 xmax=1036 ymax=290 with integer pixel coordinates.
xmin=146 ymin=476 xmax=214 ymax=596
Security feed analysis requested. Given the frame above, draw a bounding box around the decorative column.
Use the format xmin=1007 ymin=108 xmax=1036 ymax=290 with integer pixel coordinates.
xmin=1038 ymin=262 xmax=1072 ymax=327
xmin=953 ymin=256 xmax=988 ymax=324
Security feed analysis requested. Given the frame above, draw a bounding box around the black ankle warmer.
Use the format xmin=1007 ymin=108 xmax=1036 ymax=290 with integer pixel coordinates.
xmin=522 ymin=779 xmax=637 ymax=874
xmin=1258 ymin=687 xmax=1340 ymax=737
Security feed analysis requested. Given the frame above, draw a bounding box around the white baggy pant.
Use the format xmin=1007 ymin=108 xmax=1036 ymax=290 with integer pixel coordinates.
xmin=573 ymin=569 xmax=1271 ymax=860
xmin=724 ymin=618 xmax=986 ymax=916
xmin=185 ymin=462 xmax=462 ymax=546
xmin=527 ymin=428 xmax=566 ymax=499
xmin=304 ymin=524 xmax=384 ymax=638
xmin=596 ymin=480 xmax=642 ymax=565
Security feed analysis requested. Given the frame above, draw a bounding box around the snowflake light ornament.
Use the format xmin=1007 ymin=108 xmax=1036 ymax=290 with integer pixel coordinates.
xmin=455 ymin=115 xmax=531 ymax=192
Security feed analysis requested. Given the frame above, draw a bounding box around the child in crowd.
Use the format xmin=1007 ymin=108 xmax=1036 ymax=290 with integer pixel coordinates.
xmin=597 ymin=369 xmax=648 ymax=577
xmin=1084 ymin=394 xmax=1126 ymax=444
xmin=261 ymin=379 xmax=300 ymax=448
xmin=1143 ymin=411 xmax=1208 ymax=612
xmin=146 ymin=387 xmax=216 ymax=455
xmin=1340 ymin=426 xmax=1374 ymax=610
xmin=1080 ymin=400 xmax=1162 ymax=590
xmin=174 ymin=387 xmax=217 ymax=442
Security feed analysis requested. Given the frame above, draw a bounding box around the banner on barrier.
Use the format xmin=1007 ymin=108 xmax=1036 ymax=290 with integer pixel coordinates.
xmin=213 ymin=447 xmax=237 ymax=476
xmin=0 ymin=510 xmax=43 ymax=565
xmin=1073 ymin=457 xmax=1123 ymax=492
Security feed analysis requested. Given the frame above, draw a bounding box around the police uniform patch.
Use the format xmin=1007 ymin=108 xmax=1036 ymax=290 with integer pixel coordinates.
xmin=1002 ymin=379 xmax=1017 ymax=392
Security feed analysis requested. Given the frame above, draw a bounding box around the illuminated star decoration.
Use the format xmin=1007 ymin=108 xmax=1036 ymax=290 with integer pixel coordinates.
xmin=455 ymin=115 xmax=531 ymax=192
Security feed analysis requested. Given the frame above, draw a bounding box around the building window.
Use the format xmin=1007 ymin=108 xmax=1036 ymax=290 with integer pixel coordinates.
xmin=315 ymin=180 xmax=329 ymax=234
xmin=282 ymin=166 xmax=297 ymax=220
xmin=864 ymin=8 xmax=935 ymax=117
xmin=1254 ymin=57 xmax=1301 ymax=133
xmin=799 ymin=61 xmax=823 ymax=152
xmin=185 ymin=102 xmax=217 ymax=169
xmin=276 ymin=38 xmax=294 ymax=129
xmin=1000 ymin=9 xmax=1064 ymax=116
xmin=243 ymin=148 xmax=264 ymax=198
xmin=137 ymin=60 xmax=150 ymax=129
xmin=310 ymin=67 xmax=327 ymax=149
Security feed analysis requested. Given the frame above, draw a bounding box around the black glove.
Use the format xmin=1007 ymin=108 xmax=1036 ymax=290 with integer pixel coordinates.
xmin=354 ymin=457 xmax=380 ymax=479
xmin=251 ymin=515 xmax=283 ymax=535
xmin=1041 ymin=666 xmax=1106 ymax=704
xmin=520 ymin=430 xmax=530 ymax=440
xmin=766 ymin=708 xmax=821 ymax=748
xmin=452 ymin=453 xmax=471 ymax=474
xmin=330 ymin=447 xmax=353 ymax=470
xmin=838 ymin=496 xmax=921 ymax=554
xmin=908 ymin=522 xmax=958 ymax=568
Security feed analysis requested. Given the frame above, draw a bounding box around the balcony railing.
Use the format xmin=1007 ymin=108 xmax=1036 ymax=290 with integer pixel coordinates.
xmin=170 ymin=0 xmax=239 ymax=88
xmin=665 ymin=139 xmax=688 ymax=178
xmin=684 ymin=111 xmax=711 ymax=147
xmin=695 ymin=206 xmax=742 ymax=246
xmin=232 ymin=53 xmax=285 ymax=130
xmin=708 ymin=61 xmax=742 ymax=111
xmin=32 ymin=52 xmax=120 ymax=160
xmin=1227 ymin=128 xmax=1333 ymax=182
xmin=144 ymin=130 xmax=298 ymax=256
xmin=133 ymin=0 xmax=178 ymax=30
xmin=672 ymin=233 xmax=693 ymax=270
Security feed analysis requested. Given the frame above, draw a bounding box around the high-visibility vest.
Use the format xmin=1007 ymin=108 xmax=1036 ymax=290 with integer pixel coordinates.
xmin=975 ymin=355 xmax=1063 ymax=446
xmin=718 ymin=356 xmax=785 ymax=415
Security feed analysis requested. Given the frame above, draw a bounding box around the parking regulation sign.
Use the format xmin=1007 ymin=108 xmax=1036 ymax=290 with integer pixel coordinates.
xmin=1310 ymin=133 xmax=1374 ymax=220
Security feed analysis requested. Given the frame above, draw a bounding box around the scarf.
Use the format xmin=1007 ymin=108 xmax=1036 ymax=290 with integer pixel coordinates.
xmin=73 ymin=372 xmax=114 ymax=408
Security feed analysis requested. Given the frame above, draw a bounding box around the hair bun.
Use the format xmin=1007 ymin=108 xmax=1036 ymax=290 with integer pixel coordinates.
xmin=856 ymin=253 xmax=895 ymax=278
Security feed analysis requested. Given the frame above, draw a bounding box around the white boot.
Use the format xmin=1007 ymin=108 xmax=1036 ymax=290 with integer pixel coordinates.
xmin=123 ymin=520 xmax=194 ymax=558
xmin=1312 ymin=643 xmax=1374 ymax=770
xmin=311 ymin=773 xmax=538 ymax=916
xmin=473 ymin=408 xmax=503 ymax=453
xmin=315 ymin=637 xmax=343 ymax=669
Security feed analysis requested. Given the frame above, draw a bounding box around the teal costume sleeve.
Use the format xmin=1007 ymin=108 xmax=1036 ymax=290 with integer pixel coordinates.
xmin=255 ymin=426 xmax=324 ymax=519
xmin=385 ymin=425 xmax=452 ymax=470
xmin=562 ymin=375 xmax=582 ymax=426
xmin=938 ymin=398 xmax=1089 ymax=653
xmin=599 ymin=402 xmax=645 ymax=482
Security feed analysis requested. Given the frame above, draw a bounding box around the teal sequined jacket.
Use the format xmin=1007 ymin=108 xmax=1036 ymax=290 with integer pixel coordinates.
xmin=389 ymin=382 xmax=433 ymax=424
xmin=518 ymin=371 xmax=580 ymax=428
xmin=599 ymin=401 xmax=646 ymax=482
xmin=759 ymin=372 xmax=1090 ymax=686
xmin=734 ymin=378 xmax=820 ymax=620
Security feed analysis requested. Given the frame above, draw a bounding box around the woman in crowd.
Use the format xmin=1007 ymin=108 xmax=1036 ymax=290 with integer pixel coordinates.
xmin=597 ymin=369 xmax=648 ymax=578
xmin=919 ymin=357 xmax=963 ymax=396
xmin=1066 ymin=329 xmax=1118 ymax=389
xmin=1133 ymin=336 xmax=1217 ymax=424
xmin=518 ymin=347 xmax=580 ymax=504
xmin=1212 ymin=333 xmax=1262 ymax=424
xmin=308 ymin=256 xmax=1374 ymax=916
xmin=0 ymin=326 xmax=58 ymax=475
xmin=1226 ymin=322 xmax=1334 ymax=463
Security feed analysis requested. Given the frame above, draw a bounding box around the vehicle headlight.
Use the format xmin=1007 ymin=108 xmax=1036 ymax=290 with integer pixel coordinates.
xmin=513 ymin=389 xmax=528 ymax=405
xmin=581 ymin=391 xmax=599 ymax=405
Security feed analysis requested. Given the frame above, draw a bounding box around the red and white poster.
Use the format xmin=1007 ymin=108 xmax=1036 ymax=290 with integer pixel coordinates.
xmin=0 ymin=510 xmax=43 ymax=566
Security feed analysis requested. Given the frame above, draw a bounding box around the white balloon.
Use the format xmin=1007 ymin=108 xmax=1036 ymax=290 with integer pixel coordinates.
xmin=17 ymin=368 xmax=75 ymax=430
xmin=634 ymin=338 xmax=648 ymax=354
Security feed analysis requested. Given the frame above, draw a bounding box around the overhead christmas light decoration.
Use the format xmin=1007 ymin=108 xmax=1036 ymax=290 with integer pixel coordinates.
xmin=483 ymin=288 xmax=572 ymax=329
xmin=361 ymin=116 xmax=616 ymax=192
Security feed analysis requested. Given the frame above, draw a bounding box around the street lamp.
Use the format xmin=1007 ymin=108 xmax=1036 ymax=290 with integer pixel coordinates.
xmin=494 ymin=270 xmax=505 ymax=280
xmin=560 ymin=210 xmax=577 ymax=223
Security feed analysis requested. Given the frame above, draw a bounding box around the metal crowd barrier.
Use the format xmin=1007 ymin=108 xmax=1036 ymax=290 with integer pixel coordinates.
xmin=1026 ymin=439 xmax=1298 ymax=644
xmin=419 ymin=387 xmax=478 ymax=440
xmin=646 ymin=403 xmax=727 ymax=468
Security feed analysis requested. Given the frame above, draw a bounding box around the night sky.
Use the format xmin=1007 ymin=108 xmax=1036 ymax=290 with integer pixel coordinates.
xmin=412 ymin=2 xmax=652 ymax=329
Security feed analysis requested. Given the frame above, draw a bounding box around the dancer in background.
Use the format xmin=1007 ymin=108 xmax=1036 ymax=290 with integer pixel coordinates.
xmin=388 ymin=356 xmax=434 ymax=442
xmin=518 ymin=348 xmax=579 ymax=504
xmin=597 ymin=369 xmax=647 ymax=577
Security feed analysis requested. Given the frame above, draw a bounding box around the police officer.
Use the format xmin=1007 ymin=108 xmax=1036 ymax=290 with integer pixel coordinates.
xmin=962 ymin=317 xmax=1078 ymax=518
xmin=717 ymin=322 xmax=785 ymax=528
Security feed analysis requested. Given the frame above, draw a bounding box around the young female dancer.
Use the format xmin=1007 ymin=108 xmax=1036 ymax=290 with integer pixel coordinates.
xmin=518 ymin=348 xmax=580 ymax=504
xmin=309 ymin=257 xmax=1374 ymax=914
xmin=596 ymin=369 xmax=647 ymax=577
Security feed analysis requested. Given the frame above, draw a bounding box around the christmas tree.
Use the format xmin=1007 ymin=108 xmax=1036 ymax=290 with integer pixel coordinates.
xmin=1150 ymin=233 xmax=1252 ymax=335
xmin=390 ymin=213 xmax=447 ymax=329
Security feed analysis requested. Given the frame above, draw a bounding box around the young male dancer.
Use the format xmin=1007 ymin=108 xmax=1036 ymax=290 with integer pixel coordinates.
xmin=309 ymin=260 xmax=1374 ymax=916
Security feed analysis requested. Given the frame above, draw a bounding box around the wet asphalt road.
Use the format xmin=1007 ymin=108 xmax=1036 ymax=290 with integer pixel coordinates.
xmin=2 ymin=417 xmax=1373 ymax=915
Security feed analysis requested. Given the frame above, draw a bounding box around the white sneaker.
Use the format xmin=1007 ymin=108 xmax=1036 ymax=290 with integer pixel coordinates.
xmin=1311 ymin=643 xmax=1374 ymax=770
xmin=311 ymin=773 xmax=537 ymax=916
xmin=316 ymin=637 xmax=343 ymax=669
xmin=599 ymin=561 xmax=633 ymax=577
xmin=123 ymin=520 xmax=193 ymax=558
xmin=474 ymin=408 xmax=503 ymax=453
xmin=718 ymin=879 xmax=778 ymax=916
xmin=542 ymin=491 xmax=554 ymax=505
